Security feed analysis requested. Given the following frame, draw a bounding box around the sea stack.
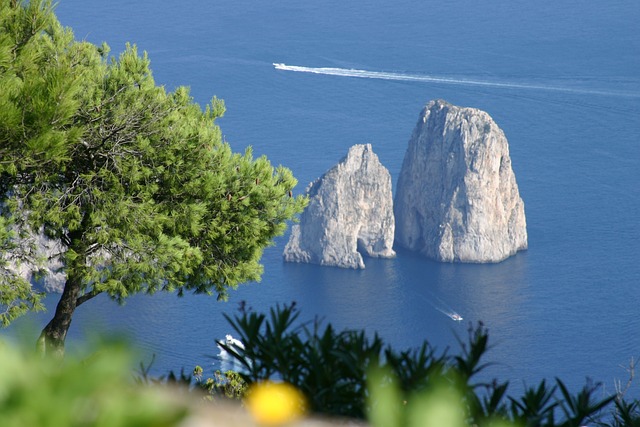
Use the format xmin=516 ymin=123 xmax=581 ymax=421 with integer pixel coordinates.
xmin=283 ymin=144 xmax=395 ymax=269
xmin=394 ymin=100 xmax=527 ymax=263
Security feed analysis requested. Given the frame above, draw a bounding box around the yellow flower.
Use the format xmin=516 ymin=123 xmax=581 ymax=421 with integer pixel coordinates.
xmin=245 ymin=381 xmax=307 ymax=425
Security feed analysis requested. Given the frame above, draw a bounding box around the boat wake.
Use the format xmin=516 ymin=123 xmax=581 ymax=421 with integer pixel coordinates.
xmin=408 ymin=289 xmax=464 ymax=323
xmin=217 ymin=334 xmax=247 ymax=372
xmin=435 ymin=306 xmax=464 ymax=322
xmin=273 ymin=63 xmax=638 ymax=98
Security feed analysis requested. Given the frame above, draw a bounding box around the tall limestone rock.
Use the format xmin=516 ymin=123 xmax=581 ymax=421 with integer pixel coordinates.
xmin=394 ymin=100 xmax=527 ymax=263
xmin=283 ymin=144 xmax=395 ymax=269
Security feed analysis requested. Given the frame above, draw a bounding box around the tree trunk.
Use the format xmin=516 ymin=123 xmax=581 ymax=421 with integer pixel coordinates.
xmin=37 ymin=273 xmax=82 ymax=358
xmin=37 ymin=226 xmax=87 ymax=357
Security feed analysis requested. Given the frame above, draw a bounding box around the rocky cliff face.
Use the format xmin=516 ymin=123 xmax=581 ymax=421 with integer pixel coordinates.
xmin=283 ymin=144 xmax=395 ymax=269
xmin=394 ymin=100 xmax=527 ymax=263
xmin=4 ymin=232 xmax=66 ymax=293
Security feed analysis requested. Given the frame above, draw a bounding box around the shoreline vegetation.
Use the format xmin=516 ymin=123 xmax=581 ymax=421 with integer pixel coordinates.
xmin=2 ymin=303 xmax=639 ymax=426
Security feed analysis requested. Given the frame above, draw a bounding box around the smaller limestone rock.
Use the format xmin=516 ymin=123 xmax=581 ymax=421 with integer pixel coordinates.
xmin=283 ymin=144 xmax=395 ymax=269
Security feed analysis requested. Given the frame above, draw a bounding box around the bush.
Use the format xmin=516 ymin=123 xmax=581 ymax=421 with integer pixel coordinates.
xmin=217 ymin=302 xmax=639 ymax=426
xmin=4 ymin=303 xmax=636 ymax=427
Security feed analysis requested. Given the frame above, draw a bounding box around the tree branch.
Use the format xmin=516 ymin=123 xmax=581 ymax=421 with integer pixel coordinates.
xmin=76 ymin=288 xmax=101 ymax=307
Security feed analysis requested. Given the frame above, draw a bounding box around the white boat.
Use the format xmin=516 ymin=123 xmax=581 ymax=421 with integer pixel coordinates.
xmin=451 ymin=313 xmax=463 ymax=321
xmin=217 ymin=334 xmax=248 ymax=373
xmin=217 ymin=334 xmax=245 ymax=357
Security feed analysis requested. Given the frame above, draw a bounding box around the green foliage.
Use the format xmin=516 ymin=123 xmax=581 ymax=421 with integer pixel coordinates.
xmin=220 ymin=302 xmax=384 ymax=418
xmin=0 ymin=214 xmax=43 ymax=325
xmin=0 ymin=0 xmax=306 ymax=349
xmin=218 ymin=303 xmax=637 ymax=426
xmin=135 ymin=355 xmax=248 ymax=403
xmin=0 ymin=339 xmax=189 ymax=427
xmin=201 ymin=370 xmax=249 ymax=400
xmin=603 ymin=399 xmax=640 ymax=427
xmin=2 ymin=301 xmax=632 ymax=427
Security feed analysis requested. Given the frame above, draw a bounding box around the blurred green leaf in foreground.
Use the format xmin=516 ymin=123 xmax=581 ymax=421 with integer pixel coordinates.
xmin=0 ymin=338 xmax=188 ymax=427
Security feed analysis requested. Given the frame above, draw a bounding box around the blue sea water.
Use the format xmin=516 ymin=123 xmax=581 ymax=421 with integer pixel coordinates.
xmin=6 ymin=0 xmax=640 ymax=399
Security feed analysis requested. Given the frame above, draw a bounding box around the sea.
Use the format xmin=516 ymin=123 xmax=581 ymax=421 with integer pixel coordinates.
xmin=6 ymin=0 xmax=640 ymax=401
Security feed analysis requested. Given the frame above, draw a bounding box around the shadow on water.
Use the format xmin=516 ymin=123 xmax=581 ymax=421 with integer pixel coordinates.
xmin=279 ymin=247 xmax=530 ymax=365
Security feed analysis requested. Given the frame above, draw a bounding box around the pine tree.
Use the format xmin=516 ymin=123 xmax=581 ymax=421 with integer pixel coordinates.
xmin=0 ymin=0 xmax=306 ymax=355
